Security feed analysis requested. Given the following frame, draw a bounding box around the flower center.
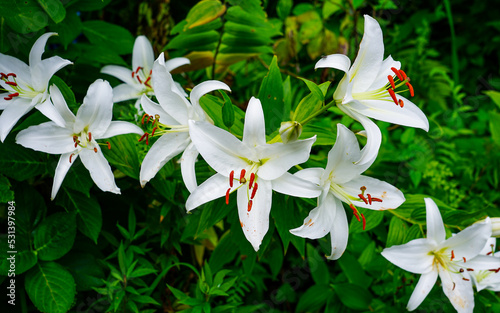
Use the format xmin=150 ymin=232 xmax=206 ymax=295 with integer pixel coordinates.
xmin=69 ymin=130 xmax=111 ymax=163
xmin=138 ymin=113 xmax=189 ymax=145
xmin=225 ymin=165 xmax=260 ymax=212
xmin=132 ymin=66 xmax=153 ymax=91
xmin=1 ymin=72 xmax=37 ymax=100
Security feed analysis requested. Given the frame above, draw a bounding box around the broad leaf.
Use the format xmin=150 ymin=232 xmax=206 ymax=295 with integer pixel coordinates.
xmin=34 ymin=212 xmax=76 ymax=261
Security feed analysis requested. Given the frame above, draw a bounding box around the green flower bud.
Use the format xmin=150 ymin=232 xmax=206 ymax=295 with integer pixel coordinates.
xmin=280 ymin=121 xmax=302 ymax=143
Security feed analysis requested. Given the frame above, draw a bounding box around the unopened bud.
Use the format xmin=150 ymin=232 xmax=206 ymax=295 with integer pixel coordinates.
xmin=491 ymin=218 xmax=500 ymax=237
xmin=279 ymin=121 xmax=302 ymax=144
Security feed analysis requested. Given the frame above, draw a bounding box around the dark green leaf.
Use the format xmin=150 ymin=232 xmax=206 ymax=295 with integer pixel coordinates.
xmin=0 ymin=0 xmax=49 ymax=33
xmin=102 ymin=133 xmax=142 ymax=179
xmin=0 ymin=140 xmax=47 ymax=181
xmin=385 ymin=215 xmax=408 ymax=248
xmin=220 ymin=90 xmax=235 ymax=129
xmin=37 ymin=0 xmax=66 ymax=23
xmin=277 ymin=0 xmax=293 ymax=20
xmin=25 ymin=262 xmax=76 ymax=313
xmin=82 ymin=20 xmax=134 ymax=55
xmin=166 ymin=31 xmax=220 ymax=51
xmin=332 ymin=283 xmax=372 ymax=310
xmin=306 ymin=243 xmax=329 ymax=285
xmin=49 ymin=10 xmax=82 ymax=49
xmin=34 ymin=212 xmax=76 ymax=261
xmin=258 ymin=56 xmax=285 ymax=134
xmin=295 ymin=284 xmax=333 ymax=313
xmin=0 ymin=174 xmax=14 ymax=203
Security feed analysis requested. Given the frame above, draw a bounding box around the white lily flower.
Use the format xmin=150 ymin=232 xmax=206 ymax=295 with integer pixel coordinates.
xmin=469 ymin=237 xmax=500 ymax=292
xmin=101 ymin=35 xmax=190 ymax=109
xmin=139 ymin=53 xmax=230 ymax=192
xmin=315 ymin=15 xmax=429 ymax=165
xmin=16 ymin=79 xmax=143 ymax=199
xmin=0 ymin=32 xmax=72 ymax=142
xmin=290 ymin=123 xmax=405 ymax=260
xmin=186 ymin=97 xmax=320 ymax=251
xmin=381 ymin=198 xmax=499 ymax=313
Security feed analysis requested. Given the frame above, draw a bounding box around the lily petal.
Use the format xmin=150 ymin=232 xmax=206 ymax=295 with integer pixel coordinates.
xmin=0 ymin=54 xmax=30 ymax=80
xmin=140 ymin=95 xmax=178 ymax=126
xmin=189 ymin=80 xmax=230 ymax=121
xmin=112 ymin=83 xmax=143 ymax=103
xmin=16 ymin=122 xmax=74 ymax=154
xmin=242 ymin=97 xmax=266 ymax=147
xmin=100 ymin=121 xmax=143 ymax=138
xmin=272 ymin=172 xmax=322 ymax=198
xmin=368 ymin=55 xmax=401 ymax=91
xmin=35 ymin=98 xmax=67 ymax=128
xmin=327 ymin=196 xmax=349 ymax=260
xmin=29 ymin=32 xmax=57 ymax=70
xmin=238 ymin=179 xmax=272 ymax=251
xmin=79 ymin=146 xmax=120 ymax=194
xmin=294 ymin=167 xmax=324 ymax=186
xmin=465 ymin=254 xmax=500 ymax=270
xmin=180 ymin=142 xmax=199 ymax=193
xmin=314 ymin=54 xmax=351 ymax=73
xmin=75 ymin=79 xmax=113 ymax=136
xmin=101 ymin=65 xmax=136 ymax=86
xmin=31 ymin=56 xmax=72 ymax=91
xmin=0 ymin=97 xmax=34 ymax=142
xmin=341 ymin=175 xmax=405 ymax=210
xmin=257 ymin=136 xmax=316 ymax=181
xmin=132 ymin=35 xmax=155 ymax=73
xmin=163 ymin=57 xmax=191 ymax=72
xmin=406 ymin=270 xmax=439 ymax=311
xmin=186 ymin=173 xmax=230 ymax=211
xmin=290 ymin=192 xmax=337 ymax=240
xmin=188 ymin=120 xmax=251 ymax=176
xmin=348 ymin=15 xmax=384 ymax=94
xmin=442 ymin=218 xmax=491 ymax=261
xmin=381 ymin=238 xmax=435 ymax=274
xmin=439 ymin=269 xmax=474 ymax=313
xmin=49 ymin=85 xmax=75 ymax=124
xmin=424 ymin=198 xmax=446 ymax=244
xmin=51 ymin=152 xmax=77 ymax=200
xmin=346 ymin=108 xmax=382 ymax=166
xmin=139 ymin=132 xmax=190 ymax=187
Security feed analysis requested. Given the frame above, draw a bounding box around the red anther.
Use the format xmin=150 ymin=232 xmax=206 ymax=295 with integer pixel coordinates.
xmin=135 ymin=66 xmax=142 ymax=74
xmin=5 ymin=81 xmax=17 ymax=86
xmin=240 ymin=169 xmax=246 ymax=183
xmin=349 ymin=204 xmax=360 ymax=222
xmin=144 ymin=77 xmax=152 ymax=88
xmin=467 ymin=268 xmax=474 ymax=271
xmin=151 ymin=127 xmax=157 ymax=136
xmin=247 ymin=200 xmax=253 ymax=212
xmin=106 ymin=141 xmax=111 ymax=150
xmin=8 ymin=92 xmax=19 ymax=98
xmin=229 ymin=170 xmax=234 ymax=188
xmin=399 ymin=69 xmax=408 ymax=80
xmin=391 ymin=67 xmax=403 ymax=81
xmin=451 ymin=250 xmax=455 ymax=261
xmin=358 ymin=194 xmax=368 ymax=204
xmin=405 ymin=82 xmax=414 ymax=97
xmin=136 ymin=76 xmax=142 ymax=84
xmin=367 ymin=194 xmax=372 ymax=205
xmin=0 ymin=73 xmax=7 ymax=79
xmin=7 ymin=73 xmax=16 ymax=77
xmin=93 ymin=147 xmax=98 ymax=153
xmin=459 ymin=268 xmax=464 ymax=273
xmin=74 ymin=141 xmax=78 ymax=148
xmin=88 ymin=132 xmax=92 ymax=141
xmin=388 ymin=88 xmax=398 ymax=105
xmin=462 ymin=278 xmax=470 ymax=281
xmin=225 ymin=188 xmax=230 ymax=205
xmin=487 ymin=251 xmax=493 ymax=255
xmin=463 ymin=257 xmax=466 ymax=263
xmin=138 ymin=132 xmax=149 ymax=144
xmin=69 ymin=153 xmax=74 ymax=163
xmin=371 ymin=197 xmax=383 ymax=202
xmin=73 ymin=135 xmax=78 ymax=142
xmin=149 ymin=69 xmax=152 ymax=75
xmin=131 ymin=71 xmax=135 ymax=78
xmin=249 ymin=173 xmax=255 ymax=189
xmin=141 ymin=114 xmax=147 ymax=124
xmin=146 ymin=114 xmax=152 ymax=123
xmin=3 ymin=96 xmax=12 ymax=100
xmin=251 ymin=183 xmax=258 ymax=199
xmin=398 ymin=99 xmax=404 ymax=108
xmin=452 ymin=282 xmax=456 ymax=291
xmin=387 ymin=75 xmax=396 ymax=90
xmin=361 ymin=213 xmax=366 ymax=230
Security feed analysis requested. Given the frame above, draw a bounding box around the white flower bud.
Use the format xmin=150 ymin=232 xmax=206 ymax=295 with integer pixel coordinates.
xmin=279 ymin=121 xmax=302 ymax=144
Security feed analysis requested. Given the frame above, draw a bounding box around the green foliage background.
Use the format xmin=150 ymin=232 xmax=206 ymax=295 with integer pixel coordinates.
xmin=1 ymin=0 xmax=500 ymax=312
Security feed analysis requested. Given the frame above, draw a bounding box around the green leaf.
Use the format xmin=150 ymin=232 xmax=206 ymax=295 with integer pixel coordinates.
xmin=489 ymin=111 xmax=500 ymax=145
xmin=220 ymin=90 xmax=235 ymax=129
xmin=185 ymin=0 xmax=226 ymax=30
xmin=332 ymin=283 xmax=372 ymax=310
xmin=0 ymin=174 xmax=14 ymax=203
xmin=37 ymin=0 xmax=66 ymax=23
xmin=258 ymin=56 xmax=285 ymax=134
xmin=337 ymin=251 xmax=371 ymax=287
xmin=386 ymin=215 xmax=408 ymax=248
xmin=166 ymin=31 xmax=220 ymax=50
xmin=34 ymin=212 xmax=76 ymax=261
xmin=272 ymin=196 xmax=305 ymax=256
xmin=0 ymin=139 xmax=47 ymax=181
xmin=82 ymin=20 xmax=134 ymax=55
xmin=0 ymin=236 xmax=37 ymax=276
xmin=298 ymin=78 xmax=324 ymax=101
xmin=484 ymin=90 xmax=500 ymax=109
xmin=25 ymin=262 xmax=76 ymax=313
xmin=60 ymin=252 xmax=105 ymax=291
xmin=102 ymin=133 xmax=142 ymax=179
xmin=277 ymin=0 xmax=293 ymax=20
xmin=0 ymin=0 xmax=49 ymax=33
xmin=349 ymin=208 xmax=384 ymax=233
xmin=209 ymin=232 xmax=239 ymax=273
xmin=72 ymin=0 xmax=112 ymax=11
xmin=56 ymin=189 xmax=102 ymax=244
xmin=306 ymin=243 xmax=329 ymax=285
xmin=295 ymin=284 xmax=333 ymax=313
xmin=49 ymin=76 xmax=78 ymax=111
xmin=49 ymin=10 xmax=82 ymax=49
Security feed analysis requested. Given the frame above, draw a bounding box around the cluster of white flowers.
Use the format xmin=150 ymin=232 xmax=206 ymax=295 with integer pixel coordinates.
xmin=1 ymin=16 xmax=499 ymax=313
